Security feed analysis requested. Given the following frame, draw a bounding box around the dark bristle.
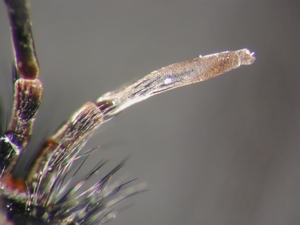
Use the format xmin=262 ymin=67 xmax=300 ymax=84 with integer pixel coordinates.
xmin=12 ymin=63 xmax=20 ymax=86
xmin=1 ymin=1 xmax=256 ymax=224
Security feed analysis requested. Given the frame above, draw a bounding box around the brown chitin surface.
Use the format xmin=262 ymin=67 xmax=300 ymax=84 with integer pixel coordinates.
xmin=189 ymin=49 xmax=255 ymax=83
xmin=9 ymin=79 xmax=42 ymax=140
xmin=0 ymin=79 xmax=42 ymax=178
xmin=97 ymin=49 xmax=255 ymax=117
xmin=5 ymin=0 xmax=39 ymax=79
xmin=1 ymin=0 xmax=42 ymax=192
xmin=26 ymin=102 xmax=105 ymax=186
xmin=21 ymin=49 xmax=254 ymax=190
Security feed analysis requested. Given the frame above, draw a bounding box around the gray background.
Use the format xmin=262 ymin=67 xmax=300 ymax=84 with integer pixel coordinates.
xmin=0 ymin=1 xmax=299 ymax=225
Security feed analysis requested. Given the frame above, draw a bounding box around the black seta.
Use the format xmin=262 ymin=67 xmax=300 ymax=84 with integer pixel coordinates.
xmin=0 ymin=1 xmax=255 ymax=224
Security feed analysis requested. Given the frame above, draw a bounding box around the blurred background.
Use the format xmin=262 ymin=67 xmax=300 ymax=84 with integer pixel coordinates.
xmin=0 ymin=1 xmax=299 ymax=225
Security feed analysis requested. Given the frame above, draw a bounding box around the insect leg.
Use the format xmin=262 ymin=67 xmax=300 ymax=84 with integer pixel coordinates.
xmin=26 ymin=49 xmax=255 ymax=193
xmin=0 ymin=0 xmax=42 ymax=187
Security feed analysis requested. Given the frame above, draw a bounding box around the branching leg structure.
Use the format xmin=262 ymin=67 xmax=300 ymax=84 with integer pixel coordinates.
xmin=0 ymin=0 xmax=255 ymax=224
